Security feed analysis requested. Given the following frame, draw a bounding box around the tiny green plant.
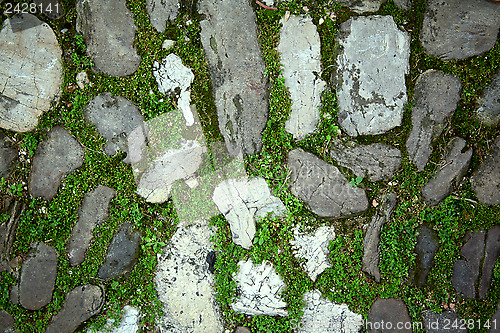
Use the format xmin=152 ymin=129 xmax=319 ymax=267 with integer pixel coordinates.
xmin=349 ymin=176 xmax=363 ymax=187
xmin=8 ymin=183 xmax=23 ymax=197
xmin=142 ymin=233 xmax=166 ymax=253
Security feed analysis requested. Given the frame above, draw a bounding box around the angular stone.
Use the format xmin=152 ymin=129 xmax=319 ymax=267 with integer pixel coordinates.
xmin=299 ymin=290 xmax=363 ymax=333
xmin=337 ymin=0 xmax=384 ymax=13
xmin=18 ymin=242 xmax=58 ymax=310
xmin=76 ymin=71 xmax=89 ymax=90
xmin=422 ymin=137 xmax=472 ymax=206
xmin=414 ymin=225 xmax=439 ymax=287
xmin=367 ymin=298 xmax=411 ymax=333
xmin=29 ymin=127 xmax=84 ymax=200
xmin=362 ymin=193 xmax=397 ymax=282
xmin=76 ymin=0 xmax=141 ymax=77
xmin=212 ymin=177 xmax=286 ymax=249
xmin=231 ymin=260 xmax=288 ymax=316
xmin=98 ymin=223 xmax=141 ymax=281
xmin=89 ymin=305 xmax=140 ymax=333
xmin=423 ymin=311 xmax=468 ymax=333
xmin=0 ymin=310 xmax=15 ymax=332
xmin=452 ymin=231 xmax=485 ymax=299
xmin=67 ymin=185 xmax=116 ymax=266
xmin=146 ymin=0 xmax=179 ymax=32
xmin=85 ymin=93 xmax=144 ymax=162
xmin=420 ymin=0 xmax=500 ymax=60
xmin=406 ymin=70 xmax=462 ymax=171
xmin=480 ymin=225 xmax=500 ymax=299
xmin=0 ymin=132 xmax=17 ymax=178
xmin=330 ymin=141 xmax=401 ymax=182
xmin=334 ymin=15 xmax=409 ymax=137
xmin=288 ymin=148 xmax=368 ymax=218
xmin=472 ymin=136 xmax=500 ymax=206
xmin=155 ymin=224 xmax=223 ymax=333
xmin=478 ymin=73 xmax=500 ymax=126
xmin=0 ymin=14 xmax=63 ymax=133
xmin=199 ymin=0 xmax=268 ymax=156
xmin=46 ymin=284 xmax=104 ymax=333
xmin=278 ymin=15 xmax=325 ymax=140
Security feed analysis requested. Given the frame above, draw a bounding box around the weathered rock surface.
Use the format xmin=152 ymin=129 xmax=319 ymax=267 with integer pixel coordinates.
xmin=46 ymin=284 xmax=104 ymax=333
xmin=155 ymin=224 xmax=223 ymax=333
xmin=89 ymin=305 xmax=140 ymax=333
xmin=420 ymin=0 xmax=500 ymax=60
xmin=199 ymin=0 xmax=268 ymax=156
xmin=17 ymin=242 xmax=58 ymax=310
xmin=98 ymin=223 xmax=141 ymax=281
xmin=472 ymin=136 xmax=500 ymax=206
xmin=414 ymin=225 xmax=439 ymax=287
xmin=76 ymin=0 xmax=141 ymax=76
xmin=278 ymin=15 xmax=325 ymax=140
xmin=362 ymin=193 xmax=397 ymax=282
xmin=146 ymin=0 xmax=179 ymax=32
xmin=422 ymin=137 xmax=472 ymax=206
xmin=212 ymin=177 xmax=286 ymax=249
xmin=288 ymin=149 xmax=368 ymax=218
xmin=0 ymin=310 xmax=15 ymax=332
xmin=29 ymin=127 xmax=84 ymax=200
xmin=336 ymin=0 xmax=384 ymax=13
xmin=367 ymin=298 xmax=412 ymax=333
xmin=235 ymin=327 xmax=252 ymax=333
xmin=478 ymin=73 xmax=500 ymax=126
xmin=334 ymin=15 xmax=410 ymax=137
xmin=0 ymin=14 xmax=63 ymax=132
xmin=0 ymin=132 xmax=17 ymax=178
xmin=232 ymin=260 xmax=288 ymax=316
xmin=330 ymin=141 xmax=401 ymax=182
xmin=423 ymin=311 xmax=468 ymax=333
xmin=85 ymin=93 xmax=144 ymax=162
xmin=299 ymin=290 xmax=363 ymax=333
xmin=67 ymin=185 xmax=116 ymax=266
xmin=452 ymin=231 xmax=485 ymax=299
xmin=291 ymin=226 xmax=336 ymax=281
xmin=406 ymin=70 xmax=462 ymax=171
xmin=480 ymin=226 xmax=500 ymax=299
xmin=393 ymin=0 xmax=410 ymax=10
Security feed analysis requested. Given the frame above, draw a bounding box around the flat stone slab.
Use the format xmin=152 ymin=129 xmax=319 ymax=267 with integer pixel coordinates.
xmin=298 ymin=290 xmax=363 ymax=333
xmin=146 ymin=0 xmax=179 ymax=32
xmin=0 ymin=132 xmax=17 ymax=178
xmin=231 ymin=259 xmax=288 ymax=316
xmin=155 ymin=224 xmax=223 ymax=333
xmin=89 ymin=305 xmax=140 ymax=333
xmin=46 ymin=284 xmax=104 ymax=333
xmin=67 ymin=185 xmax=116 ymax=266
xmin=18 ymin=242 xmax=58 ymax=310
xmin=334 ymin=15 xmax=410 ymax=137
xmin=452 ymin=231 xmax=485 ymax=299
xmin=422 ymin=137 xmax=472 ymax=206
xmin=420 ymin=0 xmax=500 ymax=60
xmin=98 ymin=223 xmax=141 ymax=281
xmin=406 ymin=70 xmax=462 ymax=171
xmin=480 ymin=225 xmax=500 ymax=299
xmin=330 ymin=141 xmax=401 ymax=182
xmin=337 ymin=0 xmax=384 ymax=13
xmin=291 ymin=226 xmax=335 ymax=281
xmin=29 ymin=127 xmax=84 ymax=200
xmin=472 ymin=136 xmax=500 ymax=206
xmin=413 ymin=225 xmax=439 ymax=287
xmin=288 ymin=148 xmax=368 ymax=218
xmin=367 ymin=298 xmax=412 ymax=332
xmin=84 ymin=93 xmax=144 ymax=162
xmin=423 ymin=311 xmax=468 ymax=333
xmin=212 ymin=177 xmax=286 ymax=249
xmin=0 ymin=14 xmax=62 ymax=132
xmin=199 ymin=0 xmax=268 ymax=156
xmin=278 ymin=15 xmax=325 ymax=140
xmin=478 ymin=73 xmax=500 ymax=126
xmin=76 ymin=0 xmax=141 ymax=77
xmin=0 ymin=310 xmax=15 ymax=332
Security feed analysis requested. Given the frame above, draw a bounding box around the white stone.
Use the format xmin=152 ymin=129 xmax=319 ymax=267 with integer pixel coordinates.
xmin=89 ymin=306 xmax=140 ymax=333
xmin=76 ymin=71 xmax=89 ymax=89
xmin=162 ymin=39 xmax=175 ymax=50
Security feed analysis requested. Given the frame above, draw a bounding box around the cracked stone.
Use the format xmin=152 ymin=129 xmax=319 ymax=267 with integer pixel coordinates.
xmin=477 ymin=72 xmax=500 ymax=127
xmin=0 ymin=131 xmax=17 ymax=178
xmin=367 ymin=298 xmax=412 ymax=333
xmin=413 ymin=225 xmax=439 ymax=287
xmin=423 ymin=311 xmax=468 ymax=333
xmin=146 ymin=0 xmax=179 ymax=33
xmin=471 ymin=136 xmax=500 ymax=206
xmin=452 ymin=231 xmax=485 ymax=299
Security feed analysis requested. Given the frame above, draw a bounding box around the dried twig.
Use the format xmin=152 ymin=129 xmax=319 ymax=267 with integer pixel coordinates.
xmin=256 ymin=0 xmax=277 ymax=10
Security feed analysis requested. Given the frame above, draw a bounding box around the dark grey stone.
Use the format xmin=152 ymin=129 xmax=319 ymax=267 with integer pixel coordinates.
xmin=67 ymin=185 xmax=116 ymax=266
xmin=18 ymin=242 xmax=58 ymax=310
xmin=0 ymin=200 xmax=23 ymax=262
xmin=420 ymin=0 xmax=500 ymax=60
xmin=480 ymin=225 xmax=500 ymax=299
xmin=0 ymin=310 xmax=15 ymax=332
xmin=199 ymin=0 xmax=268 ymax=156
xmin=288 ymin=148 xmax=369 ymax=218
xmin=423 ymin=311 xmax=468 ymax=332
xmin=414 ymin=225 xmax=439 ymax=287
xmin=0 ymin=132 xmax=17 ymax=178
xmin=478 ymin=73 xmax=500 ymax=126
xmin=367 ymin=298 xmax=412 ymax=332
xmin=472 ymin=136 xmax=500 ymax=206
xmin=98 ymin=223 xmax=141 ymax=281
xmin=146 ymin=0 xmax=179 ymax=33
xmin=422 ymin=137 xmax=472 ymax=206
xmin=330 ymin=141 xmax=401 ymax=182
xmin=452 ymin=231 xmax=485 ymax=299
xmin=393 ymin=0 xmax=410 ymax=10
xmin=76 ymin=0 xmax=141 ymax=77
xmin=45 ymin=284 xmax=104 ymax=333
xmin=406 ymin=70 xmax=461 ymax=171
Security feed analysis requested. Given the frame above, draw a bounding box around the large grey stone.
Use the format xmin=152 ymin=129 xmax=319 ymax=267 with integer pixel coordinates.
xmin=288 ymin=148 xmax=368 ymax=218
xmin=472 ymin=136 xmax=500 ymax=206
xmin=146 ymin=0 xmax=179 ymax=32
xmin=478 ymin=73 xmax=500 ymax=126
xmin=0 ymin=14 xmax=63 ymax=132
xmin=406 ymin=70 xmax=462 ymax=171
xmin=46 ymin=284 xmax=104 ymax=333
xmin=334 ymin=15 xmax=410 ymax=137
xmin=367 ymin=298 xmax=411 ymax=332
xmin=199 ymin=0 xmax=268 ymax=156
xmin=0 ymin=310 xmax=15 ymax=332
xmin=88 ymin=305 xmax=140 ymax=333
xmin=452 ymin=231 xmax=485 ymax=299
xmin=67 ymin=185 xmax=116 ymax=266
xmin=336 ymin=0 xmax=384 ymax=13
xmin=330 ymin=141 xmax=401 ymax=182
xmin=29 ymin=127 xmax=84 ymax=200
xmin=422 ymin=138 xmax=472 ymax=206
xmin=420 ymin=0 xmax=500 ymax=60
xmin=76 ymin=0 xmax=141 ymax=77
xmin=414 ymin=225 xmax=439 ymax=287
xmin=278 ymin=15 xmax=325 ymax=140
xmin=423 ymin=311 xmax=468 ymax=333
xmin=0 ymin=132 xmax=17 ymax=178
xmin=480 ymin=225 xmax=500 ymax=299
xmin=18 ymin=242 xmax=58 ymax=310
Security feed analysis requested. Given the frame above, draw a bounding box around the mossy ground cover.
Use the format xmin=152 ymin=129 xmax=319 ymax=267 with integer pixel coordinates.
xmin=0 ymin=0 xmax=499 ymax=332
